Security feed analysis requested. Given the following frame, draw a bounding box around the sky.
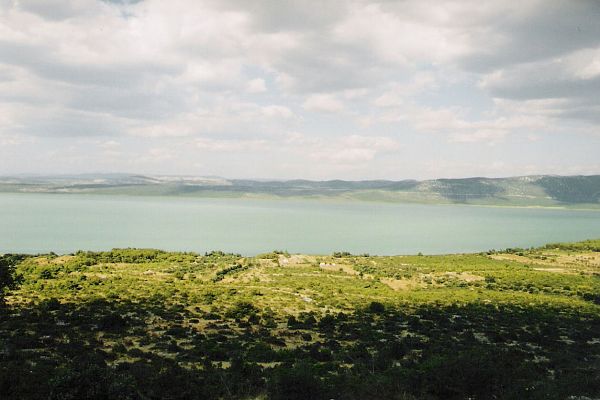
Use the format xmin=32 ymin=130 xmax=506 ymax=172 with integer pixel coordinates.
xmin=0 ymin=0 xmax=599 ymax=180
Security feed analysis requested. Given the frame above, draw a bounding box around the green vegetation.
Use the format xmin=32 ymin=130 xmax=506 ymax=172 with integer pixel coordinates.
xmin=0 ymin=254 xmax=26 ymax=304
xmin=2 ymin=240 xmax=600 ymax=399
xmin=537 ymin=175 xmax=600 ymax=204
xmin=543 ymin=238 xmax=600 ymax=252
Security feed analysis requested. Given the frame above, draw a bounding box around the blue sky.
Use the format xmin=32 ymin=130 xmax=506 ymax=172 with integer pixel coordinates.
xmin=0 ymin=0 xmax=599 ymax=179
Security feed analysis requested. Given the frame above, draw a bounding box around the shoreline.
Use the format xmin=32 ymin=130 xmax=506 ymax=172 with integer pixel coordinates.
xmin=2 ymin=189 xmax=600 ymax=211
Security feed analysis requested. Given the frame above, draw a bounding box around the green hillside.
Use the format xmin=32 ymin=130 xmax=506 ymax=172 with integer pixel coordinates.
xmin=1 ymin=240 xmax=600 ymax=399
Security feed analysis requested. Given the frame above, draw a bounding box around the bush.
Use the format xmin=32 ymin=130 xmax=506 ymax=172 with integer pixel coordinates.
xmin=368 ymin=301 xmax=385 ymax=314
xmin=0 ymin=254 xmax=25 ymax=304
xmin=41 ymin=297 xmax=62 ymax=311
xmin=226 ymin=301 xmax=258 ymax=320
xmin=98 ymin=314 xmax=128 ymax=332
xmin=49 ymin=355 xmax=138 ymax=400
xmin=268 ymin=361 xmax=329 ymax=400
xmin=332 ymin=251 xmax=352 ymax=258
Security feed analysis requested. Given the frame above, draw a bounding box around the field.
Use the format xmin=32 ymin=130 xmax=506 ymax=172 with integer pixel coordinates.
xmin=1 ymin=240 xmax=600 ymax=399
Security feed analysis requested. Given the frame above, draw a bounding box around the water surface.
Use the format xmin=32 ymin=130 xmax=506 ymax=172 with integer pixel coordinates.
xmin=1 ymin=193 xmax=599 ymax=255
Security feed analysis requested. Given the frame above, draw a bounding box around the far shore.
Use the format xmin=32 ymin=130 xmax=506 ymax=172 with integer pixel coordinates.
xmin=2 ymin=188 xmax=600 ymax=211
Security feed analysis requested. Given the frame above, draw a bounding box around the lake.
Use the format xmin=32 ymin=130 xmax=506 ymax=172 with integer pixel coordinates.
xmin=1 ymin=192 xmax=599 ymax=255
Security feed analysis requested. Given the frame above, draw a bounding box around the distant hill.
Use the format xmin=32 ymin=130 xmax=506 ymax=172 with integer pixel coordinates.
xmin=1 ymin=174 xmax=599 ymax=208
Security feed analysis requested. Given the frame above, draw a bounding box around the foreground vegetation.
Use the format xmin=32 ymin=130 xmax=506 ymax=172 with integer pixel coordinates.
xmin=1 ymin=240 xmax=600 ymax=399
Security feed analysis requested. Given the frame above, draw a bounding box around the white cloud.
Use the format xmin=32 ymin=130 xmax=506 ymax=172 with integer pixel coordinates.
xmin=374 ymin=72 xmax=438 ymax=108
xmin=261 ymin=105 xmax=293 ymax=119
xmin=333 ymin=2 xmax=471 ymax=66
xmin=288 ymin=133 xmax=401 ymax=165
xmin=0 ymin=0 xmax=599 ymax=178
xmin=245 ymin=78 xmax=267 ymax=93
xmin=302 ymin=93 xmax=344 ymax=113
xmin=194 ymin=137 xmax=269 ymax=152
xmin=98 ymin=140 xmax=120 ymax=149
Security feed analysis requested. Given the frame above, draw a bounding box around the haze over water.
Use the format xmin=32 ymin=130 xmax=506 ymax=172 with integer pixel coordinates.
xmin=2 ymin=193 xmax=599 ymax=255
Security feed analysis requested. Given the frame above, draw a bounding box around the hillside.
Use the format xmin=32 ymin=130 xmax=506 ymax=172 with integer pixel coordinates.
xmin=1 ymin=240 xmax=600 ymax=399
xmin=1 ymin=174 xmax=600 ymax=208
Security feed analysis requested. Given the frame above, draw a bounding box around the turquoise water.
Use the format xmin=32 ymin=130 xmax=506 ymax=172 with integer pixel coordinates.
xmin=1 ymin=193 xmax=599 ymax=255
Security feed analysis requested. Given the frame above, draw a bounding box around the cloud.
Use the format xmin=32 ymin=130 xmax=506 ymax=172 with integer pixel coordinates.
xmin=260 ymin=105 xmax=292 ymax=118
xmin=11 ymin=0 xmax=97 ymax=21
xmin=194 ymin=137 xmax=270 ymax=152
xmin=333 ymin=2 xmax=471 ymax=66
xmin=287 ymin=133 xmax=400 ymax=165
xmin=459 ymin=0 xmax=600 ymax=72
xmin=374 ymin=72 xmax=438 ymax=108
xmin=480 ymin=49 xmax=600 ymax=100
xmin=302 ymin=93 xmax=344 ymax=113
xmin=98 ymin=139 xmax=120 ymax=149
xmin=0 ymin=0 xmax=598 ymax=178
xmin=479 ymin=47 xmax=600 ymax=123
xmin=245 ymin=78 xmax=267 ymax=93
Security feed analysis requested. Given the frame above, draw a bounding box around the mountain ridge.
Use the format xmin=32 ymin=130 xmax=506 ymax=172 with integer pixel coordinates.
xmin=1 ymin=173 xmax=599 ymax=208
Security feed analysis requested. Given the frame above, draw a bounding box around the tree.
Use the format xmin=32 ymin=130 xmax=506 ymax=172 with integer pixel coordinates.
xmin=0 ymin=254 xmax=25 ymax=305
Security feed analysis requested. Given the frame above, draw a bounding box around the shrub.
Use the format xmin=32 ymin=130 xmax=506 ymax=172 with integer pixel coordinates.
xmin=226 ymin=301 xmax=258 ymax=320
xmin=48 ymin=355 xmax=138 ymax=400
xmin=98 ymin=314 xmax=128 ymax=332
xmin=332 ymin=251 xmax=352 ymax=258
xmin=268 ymin=361 xmax=329 ymax=400
xmin=368 ymin=301 xmax=385 ymax=314
xmin=0 ymin=255 xmax=25 ymax=304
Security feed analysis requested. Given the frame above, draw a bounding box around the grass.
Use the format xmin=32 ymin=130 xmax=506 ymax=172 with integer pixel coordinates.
xmin=1 ymin=240 xmax=600 ymax=399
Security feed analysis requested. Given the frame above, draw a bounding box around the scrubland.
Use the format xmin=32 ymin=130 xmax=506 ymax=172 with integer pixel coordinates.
xmin=1 ymin=240 xmax=600 ymax=399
